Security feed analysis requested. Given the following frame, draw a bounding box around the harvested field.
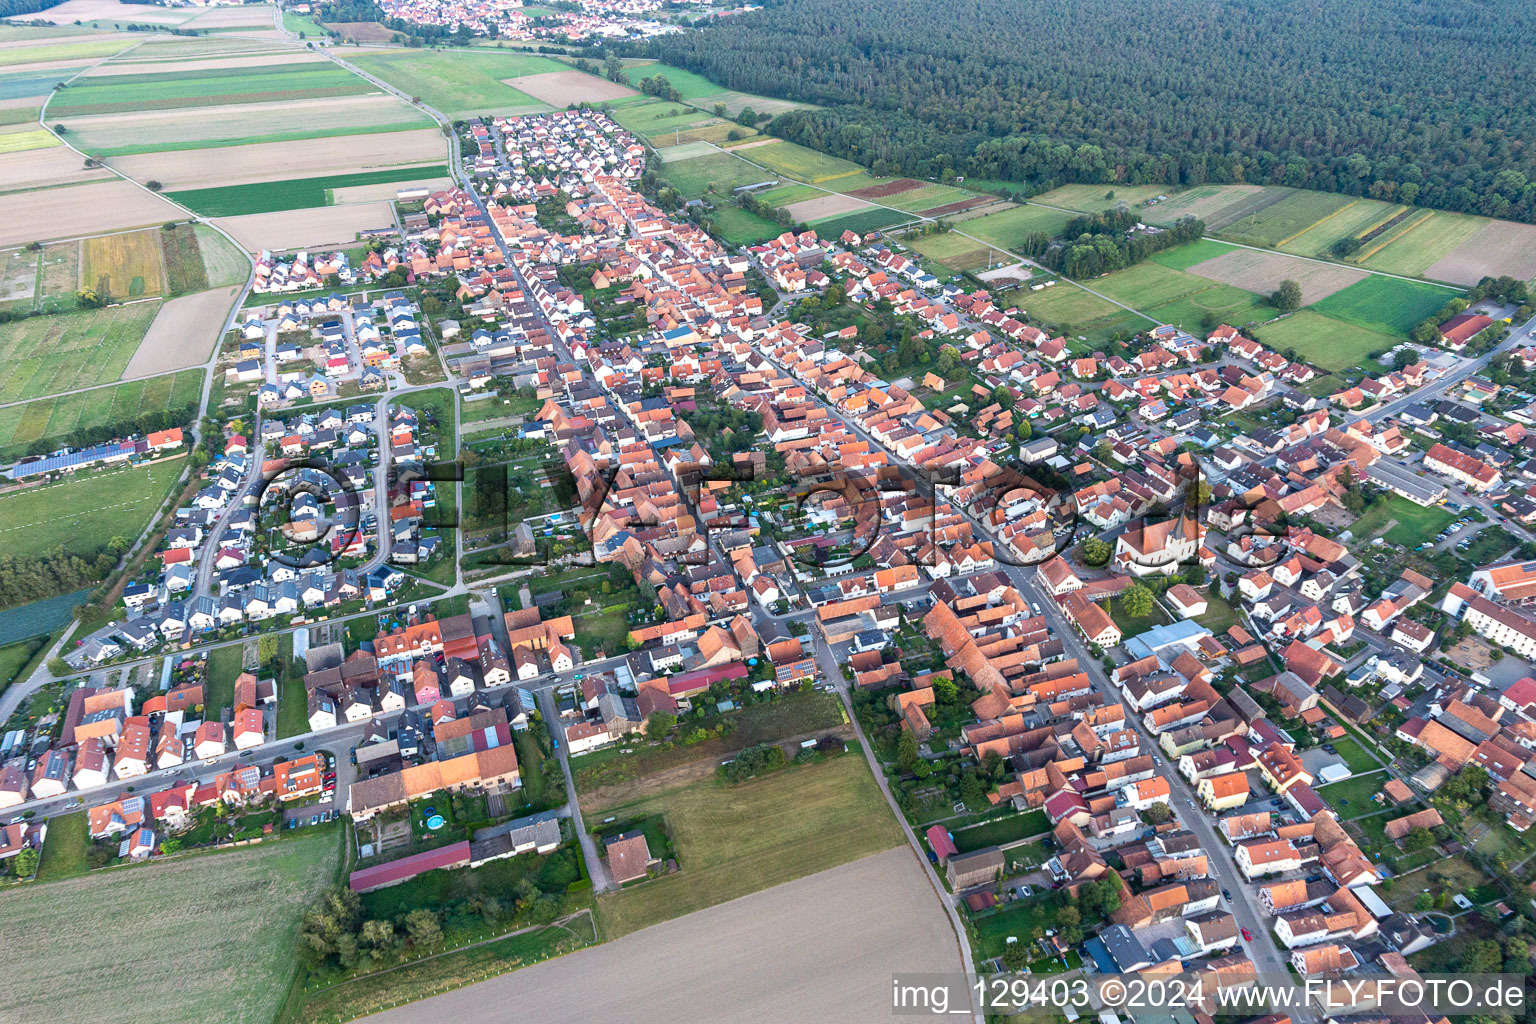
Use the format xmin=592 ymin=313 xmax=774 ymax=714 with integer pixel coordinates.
xmin=0 ymin=179 xmax=179 ymax=246
xmin=215 ymin=202 xmax=394 ymax=251
xmin=1423 ymin=218 xmax=1536 ymax=285
xmin=183 ymin=5 xmax=274 ymax=27
xmin=358 ymin=847 xmax=959 ymax=1024
xmin=325 ymin=21 xmax=398 ymax=44
xmin=503 ymin=69 xmax=636 ymax=106
xmin=66 ymin=92 xmax=432 ymax=156
xmin=0 ymin=829 xmax=343 ymax=1024
xmin=81 ymin=51 xmax=327 ymax=76
xmin=81 ymin=228 xmax=166 ymax=300
xmin=783 ymin=192 xmax=871 ymax=222
xmin=1187 ymin=247 xmax=1365 ymax=305
xmin=4 ymin=0 xmax=197 ymax=22
xmin=109 ymin=126 xmax=447 ymax=189
xmin=330 ymin=175 xmax=451 ymax=204
xmin=0 ymin=145 xmax=114 ymax=192
xmin=1142 ymin=184 xmax=1269 ymax=227
xmin=917 ymin=197 xmax=993 ymax=217
xmin=121 ymin=284 xmax=237 ymax=377
xmin=849 ymin=177 xmax=922 ymax=199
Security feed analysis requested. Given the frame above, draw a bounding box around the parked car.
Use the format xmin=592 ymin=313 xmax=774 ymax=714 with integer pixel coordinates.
xmin=1241 ymin=927 xmax=1252 ymax=942
xmin=1222 ymin=889 xmax=1233 ymax=903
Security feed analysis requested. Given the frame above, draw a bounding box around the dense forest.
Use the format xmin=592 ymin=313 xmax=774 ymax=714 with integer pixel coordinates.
xmin=642 ymin=0 xmax=1536 ymax=222
xmin=0 ymin=0 xmax=63 ymax=16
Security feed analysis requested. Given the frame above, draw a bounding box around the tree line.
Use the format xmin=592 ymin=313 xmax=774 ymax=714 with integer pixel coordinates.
xmin=636 ymin=0 xmax=1536 ymax=224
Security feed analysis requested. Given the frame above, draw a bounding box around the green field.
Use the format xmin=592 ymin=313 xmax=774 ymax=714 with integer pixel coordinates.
xmin=1276 ymin=197 xmax=1400 ymax=256
xmin=1216 ymin=190 xmax=1355 ymax=248
xmin=0 ymin=368 xmax=203 ymax=463
xmin=708 ymin=204 xmax=782 ymax=245
xmin=1349 ymin=494 xmax=1455 ymax=547
xmin=0 ymin=456 xmax=185 ymax=559
xmin=811 ymin=206 xmax=910 ymax=238
xmin=0 ymin=38 xmax=135 ymax=67
xmin=655 ymin=150 xmax=772 ymax=198
xmin=348 ymin=50 xmax=560 ymax=118
xmin=49 ymin=63 xmax=375 ymax=115
xmin=1309 ymin=275 xmax=1457 ymax=336
xmin=610 ymin=97 xmax=716 ymax=140
xmin=194 ymin=224 xmax=252 ymax=287
xmin=169 ymin=164 xmax=448 ymax=216
xmin=594 ymin=753 xmax=904 ymax=939
xmin=882 ymin=183 xmax=984 ymax=213
xmin=1091 ymin=261 xmax=1266 ymax=330
xmin=0 ymin=302 xmax=161 ymax=404
xmin=621 ymin=61 xmax=728 ymax=101
xmin=1358 ymin=210 xmax=1489 ymax=277
xmin=959 ymin=205 xmax=1076 ymax=251
xmin=0 ymin=829 xmax=343 ymax=1024
xmin=1005 ymin=282 xmax=1153 ymax=341
xmin=736 ymin=139 xmax=867 ymax=184
xmin=31 ymin=811 xmax=88 ymax=881
xmin=1317 ymin=770 xmax=1391 ymax=819
xmin=1253 ymin=309 xmax=1399 ymax=372
xmin=905 ymin=231 xmax=996 ymax=273
xmin=1148 ymin=238 xmax=1239 ymax=270
xmin=1030 ymin=183 xmax=1171 ymax=214
xmin=756 ymin=182 xmax=822 ymax=207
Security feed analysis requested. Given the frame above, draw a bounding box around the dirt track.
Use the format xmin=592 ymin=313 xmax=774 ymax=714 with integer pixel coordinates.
xmin=358 ymin=846 xmax=964 ymax=1024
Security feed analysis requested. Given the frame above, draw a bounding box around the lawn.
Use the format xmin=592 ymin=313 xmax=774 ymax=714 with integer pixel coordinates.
xmin=1192 ymin=589 xmax=1241 ymax=635
xmin=968 ymin=897 xmax=1057 ymax=959
xmin=948 ymin=809 xmax=1050 ymax=853
xmin=961 ymin=205 xmax=1077 ymax=251
xmin=574 ymin=690 xmax=847 ymax=799
xmin=32 ymin=810 xmax=88 ymax=881
xmin=49 ymin=63 xmax=374 ymax=115
xmin=1316 ymin=769 xmax=1391 ymax=819
xmin=655 ymin=150 xmax=773 ymax=199
xmin=1328 ymin=736 xmax=1382 ymax=774
xmin=1309 ymin=275 xmax=1457 ymax=337
xmin=570 ymin=605 xmax=629 ymax=659
xmin=1108 ymin=593 xmax=1173 ymax=640
xmin=1348 ymin=494 xmax=1454 ymax=547
xmin=1216 ymin=190 xmax=1358 ymax=248
xmin=169 ymin=164 xmax=448 ymax=216
xmin=1252 ymin=309 xmax=1398 ymax=372
xmin=1148 ymin=238 xmax=1239 ymax=271
xmin=0 ymin=456 xmax=186 ymax=560
xmin=708 ymin=204 xmax=782 ymax=245
xmin=0 ymin=301 xmax=161 ymax=404
xmin=205 ymin=642 xmax=244 ymax=717
xmin=0 ymin=367 xmax=203 ymax=463
xmin=348 ymin=50 xmax=561 ymax=118
xmin=0 ymin=829 xmax=343 ymax=1024
xmin=593 ymin=753 xmax=904 ymax=939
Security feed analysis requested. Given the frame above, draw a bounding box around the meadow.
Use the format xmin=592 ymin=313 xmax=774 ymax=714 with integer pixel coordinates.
xmin=1360 ymin=210 xmax=1489 ymax=277
xmin=0 ymin=367 xmax=203 ymax=462
xmin=1216 ymin=189 xmax=1356 ymax=248
xmin=1147 ymin=237 xmax=1239 ymax=270
xmin=904 ymin=230 xmax=997 ymax=273
xmin=1309 ymin=275 xmax=1456 ymax=336
xmin=610 ymin=97 xmax=717 ymax=140
xmin=960 ymin=204 xmax=1076 ymax=251
xmin=656 ymin=150 xmax=772 ymax=198
xmin=708 ymin=204 xmax=782 ymax=245
xmin=82 ymin=229 xmax=166 ymax=300
xmin=737 ymin=139 xmax=867 ymax=184
xmin=1091 ymin=261 xmax=1268 ymax=329
xmin=594 ymin=753 xmax=904 ymax=940
xmin=0 ymin=456 xmax=186 ymax=559
xmin=48 ymin=62 xmax=374 ymax=115
xmin=1253 ymin=309 xmax=1399 ymax=372
xmin=0 ymin=301 xmax=161 ymax=403
xmin=1031 ymin=183 xmax=1169 ymax=214
xmin=169 ymin=163 xmax=448 ymax=216
xmin=621 ymin=61 xmax=728 ymax=101
xmin=0 ymin=829 xmax=344 ymax=1024
xmin=1004 ymin=281 xmax=1153 ymax=342
xmin=347 ymin=50 xmax=561 ymax=118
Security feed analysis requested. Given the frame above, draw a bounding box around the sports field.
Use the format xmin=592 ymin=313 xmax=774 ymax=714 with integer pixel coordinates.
xmin=0 ymin=367 xmax=202 ymax=462
xmin=594 ymin=754 xmax=903 ymax=939
xmin=960 ymin=204 xmax=1076 ymax=251
xmin=347 ymin=50 xmax=560 ymax=118
xmin=48 ymin=62 xmax=375 ymax=115
xmin=0 ymin=829 xmax=343 ymax=1024
xmin=0 ymin=455 xmax=186 ymax=558
xmin=1309 ymin=275 xmax=1457 ymax=336
xmin=168 ymin=163 xmax=447 ymax=216
xmin=81 ymin=229 xmax=166 ymax=300
xmin=0 ymin=301 xmax=160 ymax=403
xmin=1254 ymin=309 xmax=1398 ymax=372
